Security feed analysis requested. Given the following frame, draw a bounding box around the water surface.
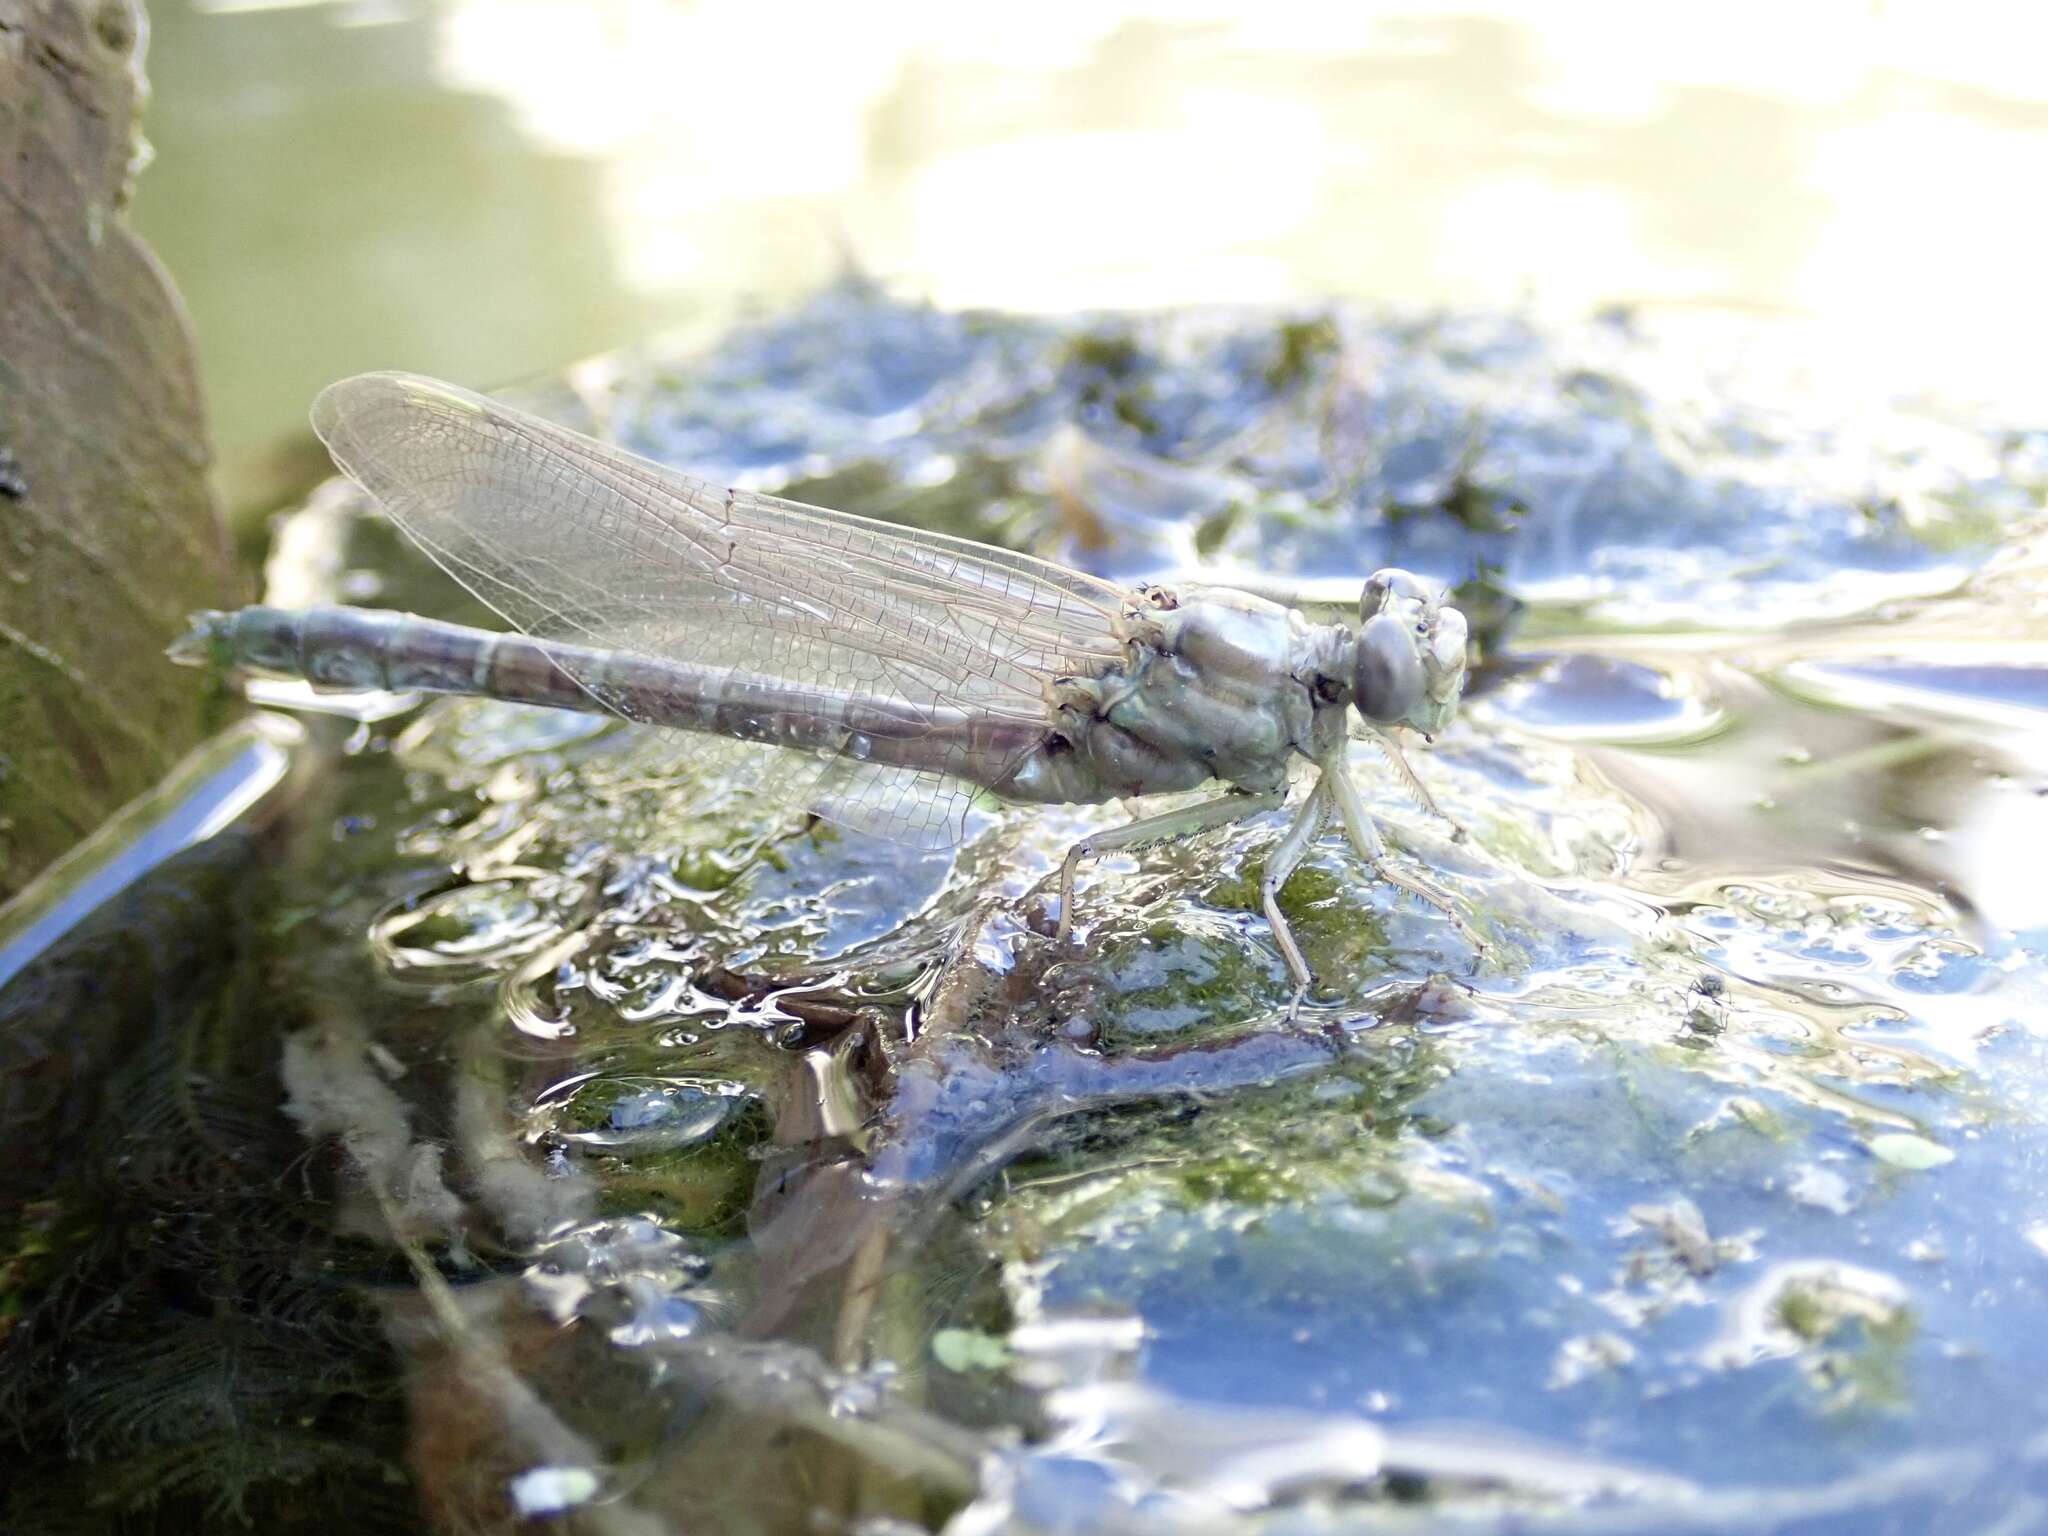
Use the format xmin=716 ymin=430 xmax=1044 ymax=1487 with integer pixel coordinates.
xmin=132 ymin=1 xmax=2048 ymax=515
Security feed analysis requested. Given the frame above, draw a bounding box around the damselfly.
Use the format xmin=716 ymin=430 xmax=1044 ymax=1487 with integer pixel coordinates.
xmin=173 ymin=373 xmax=1477 ymax=992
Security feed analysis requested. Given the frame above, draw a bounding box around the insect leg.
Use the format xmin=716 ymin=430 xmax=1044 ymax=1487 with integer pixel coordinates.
xmin=1057 ymin=789 xmax=1285 ymax=944
xmin=1325 ymin=757 xmax=1484 ymax=956
xmin=1260 ymin=779 xmax=1334 ymax=1001
xmin=1366 ymin=725 xmax=1468 ymax=842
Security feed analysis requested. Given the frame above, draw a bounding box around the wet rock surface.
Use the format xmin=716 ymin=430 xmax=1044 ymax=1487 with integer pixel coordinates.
xmin=7 ymin=286 xmax=2048 ymax=1533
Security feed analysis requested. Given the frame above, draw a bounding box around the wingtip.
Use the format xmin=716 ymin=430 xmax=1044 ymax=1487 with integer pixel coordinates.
xmin=309 ymin=371 xmax=490 ymax=453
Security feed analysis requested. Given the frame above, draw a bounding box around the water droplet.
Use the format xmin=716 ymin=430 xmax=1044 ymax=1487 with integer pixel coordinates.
xmin=549 ymin=1077 xmax=748 ymax=1155
xmin=509 ymin=1466 xmax=600 ymax=1517
xmin=1867 ymin=1133 xmax=1955 ymax=1170
xmin=371 ymin=879 xmax=562 ymax=974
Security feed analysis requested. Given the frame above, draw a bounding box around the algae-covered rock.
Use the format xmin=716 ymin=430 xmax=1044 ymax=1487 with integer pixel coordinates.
xmin=0 ymin=0 xmax=236 ymax=899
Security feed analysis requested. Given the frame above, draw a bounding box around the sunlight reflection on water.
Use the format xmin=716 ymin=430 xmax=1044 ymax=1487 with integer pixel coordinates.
xmin=138 ymin=0 xmax=2048 ymax=514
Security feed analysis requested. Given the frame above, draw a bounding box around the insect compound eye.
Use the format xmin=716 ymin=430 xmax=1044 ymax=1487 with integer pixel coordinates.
xmin=1352 ymin=612 xmax=1425 ymax=724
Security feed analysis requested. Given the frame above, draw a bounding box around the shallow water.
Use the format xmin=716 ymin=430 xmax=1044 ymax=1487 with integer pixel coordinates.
xmin=132 ymin=2 xmax=2048 ymax=520
xmin=5 ymin=287 xmax=2047 ymax=1534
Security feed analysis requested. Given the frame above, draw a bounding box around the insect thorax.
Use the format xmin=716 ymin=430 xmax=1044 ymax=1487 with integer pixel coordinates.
xmin=993 ymin=586 xmax=1352 ymax=807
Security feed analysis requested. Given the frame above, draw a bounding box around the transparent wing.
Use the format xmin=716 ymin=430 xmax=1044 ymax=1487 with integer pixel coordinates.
xmin=311 ymin=371 xmax=1130 ymax=846
xmin=618 ymin=729 xmax=991 ymax=849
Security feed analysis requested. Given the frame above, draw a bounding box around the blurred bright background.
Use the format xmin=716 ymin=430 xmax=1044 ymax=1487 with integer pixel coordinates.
xmin=132 ymin=0 xmax=2048 ymax=516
